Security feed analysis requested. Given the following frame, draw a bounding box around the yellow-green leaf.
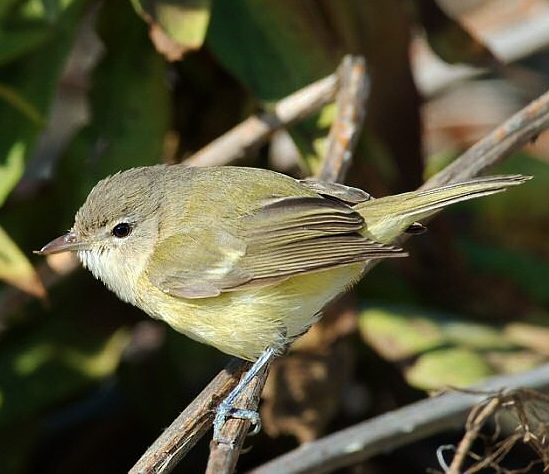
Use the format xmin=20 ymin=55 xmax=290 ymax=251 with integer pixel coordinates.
xmin=359 ymin=306 xmax=444 ymax=361
xmin=14 ymin=328 xmax=131 ymax=379
xmin=0 ymin=141 xmax=25 ymax=207
xmin=0 ymin=82 xmax=45 ymax=125
xmin=0 ymin=225 xmax=45 ymax=298
xmin=131 ymin=0 xmax=212 ymax=60
xmin=405 ymin=347 xmax=495 ymax=390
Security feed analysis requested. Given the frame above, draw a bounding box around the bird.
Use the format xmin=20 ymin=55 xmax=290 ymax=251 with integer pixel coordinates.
xmin=37 ymin=165 xmax=529 ymax=438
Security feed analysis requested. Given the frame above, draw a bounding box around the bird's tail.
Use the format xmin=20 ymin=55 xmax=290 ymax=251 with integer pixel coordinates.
xmin=355 ymin=175 xmax=530 ymax=244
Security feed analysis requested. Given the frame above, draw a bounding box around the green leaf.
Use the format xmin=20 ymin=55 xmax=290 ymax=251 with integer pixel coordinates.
xmin=49 ymin=0 xmax=170 ymax=216
xmin=0 ymin=25 xmax=53 ymax=67
xmin=0 ymin=0 xmax=90 ymax=167
xmin=0 ymin=141 xmax=25 ymax=207
xmin=13 ymin=328 xmax=130 ymax=379
xmin=441 ymin=320 xmax=514 ymax=350
xmin=207 ymin=0 xmax=335 ymax=102
xmin=207 ymin=0 xmax=339 ymax=171
xmin=359 ymin=305 xmax=534 ymax=390
xmin=159 ymin=2 xmax=211 ymax=46
xmin=359 ymin=306 xmax=444 ymax=360
xmin=0 ymin=323 xmax=130 ymax=427
xmin=0 ymin=224 xmax=45 ymax=298
xmin=132 ymin=0 xmax=212 ymax=59
xmin=360 ymin=305 xmax=517 ymax=363
xmin=405 ymin=347 xmax=495 ymax=390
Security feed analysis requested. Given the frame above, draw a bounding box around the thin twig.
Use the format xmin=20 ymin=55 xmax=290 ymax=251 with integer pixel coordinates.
xmin=421 ymin=86 xmax=549 ymax=189
xmin=446 ymin=388 xmax=549 ymax=473
xmin=247 ymin=364 xmax=549 ymax=474
xmin=446 ymin=396 xmax=501 ymax=474
xmin=316 ymin=55 xmax=369 ymax=182
xmin=184 ymin=73 xmax=339 ymax=167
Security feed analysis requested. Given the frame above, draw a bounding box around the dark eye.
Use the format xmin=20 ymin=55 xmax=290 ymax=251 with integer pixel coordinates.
xmin=112 ymin=223 xmax=132 ymax=238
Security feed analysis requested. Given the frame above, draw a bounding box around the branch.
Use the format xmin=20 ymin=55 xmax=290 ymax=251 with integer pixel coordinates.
xmin=205 ymin=360 xmax=270 ymax=474
xmin=316 ymin=56 xmax=369 ymax=182
xmin=184 ymin=73 xmax=338 ymax=167
xmin=247 ymin=364 xmax=549 ymax=474
xmin=422 ymin=86 xmax=549 ymax=188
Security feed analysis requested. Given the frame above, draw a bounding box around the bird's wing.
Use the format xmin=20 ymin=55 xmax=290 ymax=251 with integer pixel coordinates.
xmin=147 ymin=195 xmax=404 ymax=299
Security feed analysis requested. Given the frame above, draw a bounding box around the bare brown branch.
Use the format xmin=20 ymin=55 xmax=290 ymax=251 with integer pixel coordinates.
xmin=184 ymin=73 xmax=339 ymax=167
xmin=421 ymin=87 xmax=549 ymax=189
xmin=446 ymin=396 xmax=500 ymax=474
xmin=316 ymin=55 xmax=369 ymax=182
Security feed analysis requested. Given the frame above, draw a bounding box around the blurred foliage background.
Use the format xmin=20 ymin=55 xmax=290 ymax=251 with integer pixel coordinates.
xmin=1 ymin=0 xmax=549 ymax=472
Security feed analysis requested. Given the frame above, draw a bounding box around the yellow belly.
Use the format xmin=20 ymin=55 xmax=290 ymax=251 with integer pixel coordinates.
xmin=137 ymin=263 xmax=364 ymax=360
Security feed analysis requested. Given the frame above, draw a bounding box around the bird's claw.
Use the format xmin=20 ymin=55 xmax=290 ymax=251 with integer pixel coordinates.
xmin=212 ymin=347 xmax=275 ymax=442
xmin=213 ymin=403 xmax=262 ymax=442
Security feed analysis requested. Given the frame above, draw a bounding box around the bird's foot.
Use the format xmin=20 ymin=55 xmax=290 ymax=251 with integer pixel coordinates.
xmin=212 ymin=347 xmax=276 ymax=442
xmin=213 ymin=403 xmax=262 ymax=442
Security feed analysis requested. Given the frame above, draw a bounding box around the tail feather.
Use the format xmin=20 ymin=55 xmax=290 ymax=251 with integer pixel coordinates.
xmin=356 ymin=174 xmax=530 ymax=244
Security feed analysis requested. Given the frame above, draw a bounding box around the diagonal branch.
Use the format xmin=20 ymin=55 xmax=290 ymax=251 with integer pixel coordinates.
xmin=422 ymin=86 xmax=549 ymax=189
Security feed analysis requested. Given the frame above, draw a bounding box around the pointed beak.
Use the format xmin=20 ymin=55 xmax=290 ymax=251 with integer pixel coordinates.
xmin=35 ymin=231 xmax=84 ymax=255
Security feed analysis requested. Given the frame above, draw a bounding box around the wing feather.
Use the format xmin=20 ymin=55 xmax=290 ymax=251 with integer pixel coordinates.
xmin=147 ymin=194 xmax=405 ymax=299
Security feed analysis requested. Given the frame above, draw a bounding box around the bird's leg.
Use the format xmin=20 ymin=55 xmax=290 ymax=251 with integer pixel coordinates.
xmin=213 ymin=346 xmax=276 ymax=441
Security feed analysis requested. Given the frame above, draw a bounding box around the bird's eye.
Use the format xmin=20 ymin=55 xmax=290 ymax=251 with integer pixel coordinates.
xmin=112 ymin=223 xmax=132 ymax=238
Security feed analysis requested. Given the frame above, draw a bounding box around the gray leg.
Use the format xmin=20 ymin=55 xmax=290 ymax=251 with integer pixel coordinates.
xmin=213 ymin=346 xmax=277 ymax=441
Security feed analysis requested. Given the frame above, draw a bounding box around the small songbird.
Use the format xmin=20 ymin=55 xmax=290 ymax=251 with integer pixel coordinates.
xmin=37 ymin=165 xmax=528 ymax=437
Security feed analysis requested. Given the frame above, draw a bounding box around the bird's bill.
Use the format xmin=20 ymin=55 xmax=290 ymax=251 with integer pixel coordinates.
xmin=35 ymin=232 xmax=84 ymax=255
